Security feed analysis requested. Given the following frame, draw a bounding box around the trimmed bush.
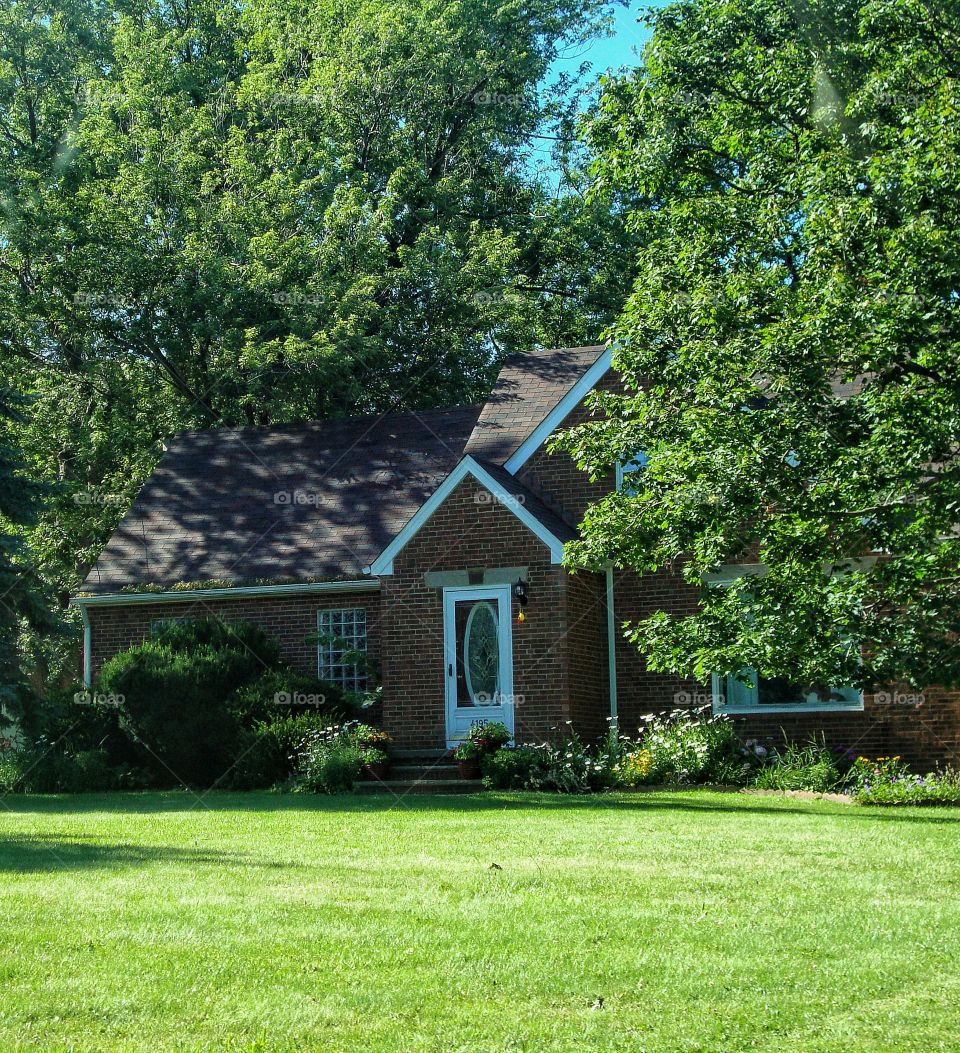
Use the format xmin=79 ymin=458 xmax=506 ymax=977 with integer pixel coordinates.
xmin=229 ymin=668 xmax=350 ymax=726
xmin=100 ymin=617 xmax=285 ymax=787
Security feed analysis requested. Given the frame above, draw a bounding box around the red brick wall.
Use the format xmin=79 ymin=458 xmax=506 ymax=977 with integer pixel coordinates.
xmin=380 ymin=477 xmax=574 ymax=749
xmin=565 ymin=570 xmax=609 ymax=743
xmin=517 ymin=369 xmax=621 ymax=525
xmin=87 ymin=589 xmax=383 ymax=716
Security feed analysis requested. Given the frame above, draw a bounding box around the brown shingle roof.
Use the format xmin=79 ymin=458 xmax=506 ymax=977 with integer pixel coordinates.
xmin=464 ymin=345 xmax=607 ymax=464
xmin=80 ymin=406 xmax=483 ymax=594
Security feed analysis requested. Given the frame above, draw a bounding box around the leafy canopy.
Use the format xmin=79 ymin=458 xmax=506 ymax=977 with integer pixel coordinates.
xmin=561 ymin=0 xmax=960 ymax=690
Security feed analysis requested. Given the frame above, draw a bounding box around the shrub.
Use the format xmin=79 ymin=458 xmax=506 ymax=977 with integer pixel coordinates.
xmin=640 ymin=709 xmax=749 ymax=784
xmin=361 ymin=747 xmax=390 ymax=767
xmin=482 ymin=745 xmax=549 ymax=789
xmin=0 ymin=683 xmax=152 ymax=793
xmin=100 ymin=617 xmax=285 ymax=787
xmin=229 ymin=669 xmax=350 ymax=726
xmin=751 ymin=736 xmax=842 ymax=793
xmin=293 ymin=723 xmax=364 ymax=793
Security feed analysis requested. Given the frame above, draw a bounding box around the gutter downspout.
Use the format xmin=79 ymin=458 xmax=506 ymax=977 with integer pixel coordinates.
xmin=80 ymin=605 xmax=92 ymax=688
xmin=605 ymin=565 xmax=618 ymax=731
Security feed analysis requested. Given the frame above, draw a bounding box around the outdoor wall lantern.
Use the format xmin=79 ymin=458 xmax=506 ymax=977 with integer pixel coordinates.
xmin=513 ymin=578 xmax=528 ymax=623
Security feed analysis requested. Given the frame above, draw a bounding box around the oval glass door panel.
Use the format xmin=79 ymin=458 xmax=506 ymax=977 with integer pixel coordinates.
xmin=458 ymin=600 xmax=499 ymax=705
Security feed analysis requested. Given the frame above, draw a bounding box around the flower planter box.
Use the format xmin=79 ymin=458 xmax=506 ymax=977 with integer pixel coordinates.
xmin=457 ymin=758 xmax=482 ymax=779
xmin=364 ymin=762 xmax=391 ymax=781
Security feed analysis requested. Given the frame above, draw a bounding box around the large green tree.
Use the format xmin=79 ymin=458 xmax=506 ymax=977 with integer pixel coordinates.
xmin=0 ymin=0 xmax=634 ymax=652
xmin=0 ymin=387 xmax=53 ymax=719
xmin=561 ymin=0 xmax=960 ymax=691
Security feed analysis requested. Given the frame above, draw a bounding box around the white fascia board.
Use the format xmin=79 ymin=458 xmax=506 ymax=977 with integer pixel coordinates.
xmin=367 ymin=455 xmax=568 ymax=575
xmin=503 ymin=346 xmax=613 ymax=474
xmin=70 ymin=579 xmax=380 ymax=608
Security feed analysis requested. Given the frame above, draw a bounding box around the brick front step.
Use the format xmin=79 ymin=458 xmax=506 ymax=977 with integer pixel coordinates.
xmin=353 ymin=779 xmax=484 ymax=791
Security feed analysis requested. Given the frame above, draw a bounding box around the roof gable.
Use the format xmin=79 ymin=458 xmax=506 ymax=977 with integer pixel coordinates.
xmin=465 ymin=345 xmax=608 ymax=466
xmin=367 ymin=456 xmax=576 ymax=575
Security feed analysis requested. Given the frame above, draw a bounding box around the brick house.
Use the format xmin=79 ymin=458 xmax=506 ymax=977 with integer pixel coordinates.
xmin=72 ymin=345 xmax=960 ymax=765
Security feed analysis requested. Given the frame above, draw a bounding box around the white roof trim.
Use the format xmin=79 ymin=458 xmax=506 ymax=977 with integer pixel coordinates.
xmin=367 ymin=455 xmax=568 ymax=575
xmin=71 ymin=579 xmax=380 ymax=607
xmin=503 ymin=346 xmax=613 ymax=474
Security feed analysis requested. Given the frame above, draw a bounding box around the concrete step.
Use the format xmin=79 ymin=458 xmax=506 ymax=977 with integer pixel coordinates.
xmin=360 ymin=762 xmax=460 ymax=782
xmin=354 ymin=778 xmax=484 ymax=796
xmin=391 ymin=748 xmax=451 ymax=761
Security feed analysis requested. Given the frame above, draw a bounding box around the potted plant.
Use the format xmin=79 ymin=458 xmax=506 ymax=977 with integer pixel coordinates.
xmin=469 ymin=721 xmax=511 ymax=754
xmin=454 ymin=740 xmax=483 ymax=779
xmin=353 ymin=724 xmax=393 ymax=751
xmin=362 ymin=747 xmax=391 ymax=781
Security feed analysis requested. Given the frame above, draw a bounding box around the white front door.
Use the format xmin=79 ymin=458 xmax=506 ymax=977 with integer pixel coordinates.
xmin=443 ymin=585 xmax=515 ymax=747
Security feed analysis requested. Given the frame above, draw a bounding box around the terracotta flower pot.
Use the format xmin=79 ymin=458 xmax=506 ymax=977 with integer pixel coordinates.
xmin=458 ymin=758 xmax=482 ymax=779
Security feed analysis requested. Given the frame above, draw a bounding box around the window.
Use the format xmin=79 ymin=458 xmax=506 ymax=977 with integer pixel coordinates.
xmin=615 ymin=453 xmax=648 ymax=495
xmin=317 ymin=608 xmax=367 ymax=693
xmin=706 ymin=567 xmax=863 ymax=714
xmin=712 ymin=670 xmax=863 ymax=714
xmin=149 ymin=616 xmax=186 ymax=635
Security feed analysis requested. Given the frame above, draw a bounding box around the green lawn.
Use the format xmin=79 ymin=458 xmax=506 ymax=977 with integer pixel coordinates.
xmin=1 ymin=791 xmax=959 ymax=1053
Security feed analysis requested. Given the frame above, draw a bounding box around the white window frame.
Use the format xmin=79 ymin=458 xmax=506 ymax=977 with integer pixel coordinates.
xmin=707 ymin=566 xmax=864 ymax=715
xmin=316 ymin=608 xmax=368 ymax=693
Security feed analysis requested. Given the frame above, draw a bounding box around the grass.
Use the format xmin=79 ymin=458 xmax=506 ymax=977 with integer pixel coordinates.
xmin=1 ymin=790 xmax=959 ymax=1052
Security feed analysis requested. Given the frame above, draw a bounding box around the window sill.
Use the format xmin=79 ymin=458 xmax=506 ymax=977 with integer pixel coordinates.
xmin=714 ymin=703 xmax=864 ymax=715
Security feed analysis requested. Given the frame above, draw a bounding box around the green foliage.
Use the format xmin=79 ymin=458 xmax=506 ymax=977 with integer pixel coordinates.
xmin=228 ymin=668 xmax=349 ymax=726
xmin=639 ymin=710 xmax=750 ymax=785
xmin=352 ymin=724 xmax=393 ymax=752
xmin=845 ymin=756 xmax=960 ymax=805
xmin=467 ymin=720 xmax=512 ymax=752
xmin=752 ymin=738 xmax=843 ymax=793
xmin=562 ymin=0 xmax=960 ymax=690
xmin=481 ymin=745 xmax=549 ymax=789
xmin=99 ymin=617 xmax=284 ymax=787
xmin=0 ymin=681 xmax=150 ymax=792
xmin=227 ymin=709 xmax=345 ymax=790
xmin=0 ymin=387 xmax=56 ymax=722
xmin=294 ymin=724 xmax=364 ymax=794
xmin=453 ymin=740 xmax=483 ymax=762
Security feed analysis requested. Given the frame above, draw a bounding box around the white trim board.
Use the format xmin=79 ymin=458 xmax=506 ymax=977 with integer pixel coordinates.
xmin=366 ymin=456 xmax=568 ymax=575
xmin=503 ymin=346 xmax=613 ymax=474
xmin=70 ymin=579 xmax=380 ymax=608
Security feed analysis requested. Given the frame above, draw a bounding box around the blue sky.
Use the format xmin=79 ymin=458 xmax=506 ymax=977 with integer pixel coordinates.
xmin=552 ymin=2 xmax=657 ymax=82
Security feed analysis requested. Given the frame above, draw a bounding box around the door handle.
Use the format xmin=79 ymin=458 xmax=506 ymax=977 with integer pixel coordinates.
xmin=448 ymin=663 xmax=454 ymax=677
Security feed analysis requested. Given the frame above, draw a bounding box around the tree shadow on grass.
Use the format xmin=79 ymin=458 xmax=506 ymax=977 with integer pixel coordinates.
xmin=0 ymin=833 xmax=281 ymax=874
xmin=1 ymin=790 xmax=959 ymax=826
